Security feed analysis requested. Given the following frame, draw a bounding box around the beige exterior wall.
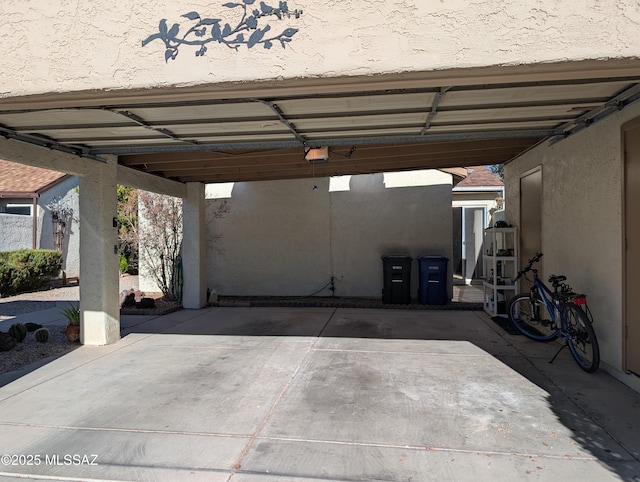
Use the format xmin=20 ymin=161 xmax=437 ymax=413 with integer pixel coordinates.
xmin=206 ymin=170 xmax=453 ymax=299
xmin=2 ymin=1 xmax=640 ymax=97
xmin=504 ymin=101 xmax=640 ymax=389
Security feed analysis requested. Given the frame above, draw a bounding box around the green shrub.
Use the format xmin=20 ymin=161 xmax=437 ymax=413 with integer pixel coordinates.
xmin=119 ymin=252 xmax=129 ymax=274
xmin=0 ymin=261 xmax=12 ymax=292
xmin=34 ymin=327 xmax=50 ymax=343
xmin=0 ymin=249 xmax=62 ymax=296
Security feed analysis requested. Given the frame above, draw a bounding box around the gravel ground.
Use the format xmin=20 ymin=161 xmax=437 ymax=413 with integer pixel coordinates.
xmin=0 ymin=276 xmax=140 ymax=377
xmin=0 ymin=276 xmax=182 ymax=378
xmin=0 ymin=284 xmax=80 ymax=376
xmin=0 ymin=327 xmax=78 ymax=374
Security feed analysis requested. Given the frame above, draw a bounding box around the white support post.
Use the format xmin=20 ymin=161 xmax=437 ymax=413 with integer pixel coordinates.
xmin=182 ymin=182 xmax=207 ymax=309
xmin=79 ymin=156 xmax=120 ymax=345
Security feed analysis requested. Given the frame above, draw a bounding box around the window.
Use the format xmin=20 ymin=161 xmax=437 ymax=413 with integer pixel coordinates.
xmin=5 ymin=203 xmax=32 ymax=216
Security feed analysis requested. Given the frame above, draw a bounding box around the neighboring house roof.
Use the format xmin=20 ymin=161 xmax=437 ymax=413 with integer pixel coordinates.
xmin=0 ymin=160 xmax=66 ymax=196
xmin=440 ymin=167 xmax=467 ymax=186
xmin=455 ymin=165 xmax=503 ymax=188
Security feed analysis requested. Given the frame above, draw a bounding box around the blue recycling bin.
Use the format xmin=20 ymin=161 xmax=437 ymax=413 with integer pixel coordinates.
xmin=418 ymin=255 xmax=449 ymax=305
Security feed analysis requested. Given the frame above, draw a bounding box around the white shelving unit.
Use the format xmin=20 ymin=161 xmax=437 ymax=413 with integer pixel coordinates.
xmin=483 ymin=227 xmax=518 ymax=316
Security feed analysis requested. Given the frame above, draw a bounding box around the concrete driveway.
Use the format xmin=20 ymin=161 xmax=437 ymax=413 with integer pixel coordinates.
xmin=0 ymin=307 xmax=639 ymax=481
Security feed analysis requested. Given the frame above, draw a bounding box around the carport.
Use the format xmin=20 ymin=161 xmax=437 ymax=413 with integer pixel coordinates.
xmin=1 ymin=60 xmax=640 ymax=345
xmin=2 ymin=3 xmax=640 ymax=478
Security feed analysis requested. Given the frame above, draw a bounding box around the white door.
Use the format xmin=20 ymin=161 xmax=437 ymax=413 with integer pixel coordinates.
xmin=462 ymin=206 xmax=486 ymax=283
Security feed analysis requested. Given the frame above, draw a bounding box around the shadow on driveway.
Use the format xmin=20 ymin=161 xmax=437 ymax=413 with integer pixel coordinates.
xmin=123 ymin=306 xmax=640 ymax=480
xmin=0 ymin=306 xmax=638 ymax=481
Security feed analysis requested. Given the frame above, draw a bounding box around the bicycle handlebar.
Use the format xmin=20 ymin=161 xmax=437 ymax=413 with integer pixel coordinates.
xmin=513 ymin=252 xmax=543 ymax=281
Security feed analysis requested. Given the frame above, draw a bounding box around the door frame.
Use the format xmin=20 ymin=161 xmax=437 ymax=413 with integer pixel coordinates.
xmin=460 ymin=205 xmax=487 ymax=284
xmin=518 ymin=165 xmax=543 ymax=290
xmin=452 ymin=205 xmax=488 ymax=283
xmin=622 ymin=116 xmax=640 ymax=374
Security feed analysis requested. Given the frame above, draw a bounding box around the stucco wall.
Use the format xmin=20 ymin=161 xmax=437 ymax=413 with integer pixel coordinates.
xmin=0 ymin=213 xmax=32 ymax=251
xmin=206 ymin=170 xmax=453 ymax=299
xmin=504 ymin=101 xmax=640 ymax=382
xmin=38 ymin=177 xmax=80 ymax=278
xmin=2 ymin=1 xmax=639 ymax=97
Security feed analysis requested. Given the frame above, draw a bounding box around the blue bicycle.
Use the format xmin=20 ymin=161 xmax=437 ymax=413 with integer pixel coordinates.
xmin=508 ymin=252 xmax=600 ymax=373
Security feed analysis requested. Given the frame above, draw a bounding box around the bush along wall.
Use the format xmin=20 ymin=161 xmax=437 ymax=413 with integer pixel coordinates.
xmin=0 ymin=249 xmax=62 ymax=296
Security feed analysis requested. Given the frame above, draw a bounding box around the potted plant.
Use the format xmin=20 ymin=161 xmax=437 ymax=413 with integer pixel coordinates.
xmin=62 ymin=303 xmax=80 ymax=342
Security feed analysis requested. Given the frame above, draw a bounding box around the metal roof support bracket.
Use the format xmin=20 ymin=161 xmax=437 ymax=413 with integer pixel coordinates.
xmin=549 ymin=82 xmax=640 ymax=146
xmin=108 ymin=109 xmax=198 ymax=145
xmin=0 ymin=124 xmax=106 ymax=163
xmin=421 ymin=86 xmax=451 ymax=135
xmin=257 ymin=99 xmax=308 ymax=145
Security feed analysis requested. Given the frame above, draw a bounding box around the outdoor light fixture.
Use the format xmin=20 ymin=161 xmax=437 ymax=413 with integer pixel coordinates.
xmin=305 ymin=146 xmax=330 ymax=163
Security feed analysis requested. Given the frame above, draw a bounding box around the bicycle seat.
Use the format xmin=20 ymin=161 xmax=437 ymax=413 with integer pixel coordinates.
xmin=548 ymin=275 xmax=567 ymax=286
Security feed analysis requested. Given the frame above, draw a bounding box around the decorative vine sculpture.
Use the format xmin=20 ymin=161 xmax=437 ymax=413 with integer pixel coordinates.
xmin=46 ymin=196 xmax=74 ymax=222
xmin=142 ymin=0 xmax=303 ymax=61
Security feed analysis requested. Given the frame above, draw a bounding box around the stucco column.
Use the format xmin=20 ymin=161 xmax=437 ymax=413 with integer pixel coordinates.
xmin=79 ymin=156 xmax=120 ymax=345
xmin=182 ymin=182 xmax=207 ymax=309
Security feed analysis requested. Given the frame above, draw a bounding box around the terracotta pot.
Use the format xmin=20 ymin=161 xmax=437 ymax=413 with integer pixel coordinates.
xmin=65 ymin=323 xmax=80 ymax=342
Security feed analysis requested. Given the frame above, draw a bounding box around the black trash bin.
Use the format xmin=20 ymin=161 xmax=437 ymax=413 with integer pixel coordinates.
xmin=418 ymin=255 xmax=449 ymax=305
xmin=381 ymin=255 xmax=412 ymax=304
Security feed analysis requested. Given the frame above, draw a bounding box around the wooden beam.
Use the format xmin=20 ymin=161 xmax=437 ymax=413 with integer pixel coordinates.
xmin=175 ymin=151 xmax=520 ymax=183
xmin=119 ymin=138 xmax=537 ymax=167
xmin=150 ymin=147 xmax=523 ymax=177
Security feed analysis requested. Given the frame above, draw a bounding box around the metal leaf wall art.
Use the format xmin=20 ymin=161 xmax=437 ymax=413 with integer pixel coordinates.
xmin=142 ymin=0 xmax=303 ymax=61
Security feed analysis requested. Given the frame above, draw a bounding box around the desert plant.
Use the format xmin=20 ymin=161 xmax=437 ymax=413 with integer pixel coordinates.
xmin=34 ymin=327 xmax=50 ymax=343
xmin=8 ymin=323 xmax=27 ymax=343
xmin=61 ymin=303 xmax=80 ymax=325
xmin=138 ymin=191 xmax=183 ymax=301
xmin=62 ymin=302 xmax=80 ymax=342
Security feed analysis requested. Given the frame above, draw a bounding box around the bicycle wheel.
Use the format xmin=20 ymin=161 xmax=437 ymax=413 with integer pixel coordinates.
xmin=565 ymin=304 xmax=600 ymax=373
xmin=508 ymin=293 xmax=558 ymax=341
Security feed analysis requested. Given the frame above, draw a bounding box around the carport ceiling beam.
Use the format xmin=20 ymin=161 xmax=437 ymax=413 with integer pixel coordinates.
xmin=257 ymin=100 xmax=307 ymax=145
xmin=0 ymin=124 xmax=106 ymax=162
xmin=550 ymin=82 xmax=640 ymax=145
xmin=421 ymin=87 xmax=451 ymax=135
xmin=108 ymin=109 xmax=197 ymax=145
xmin=97 ymin=129 xmax=557 ymax=155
